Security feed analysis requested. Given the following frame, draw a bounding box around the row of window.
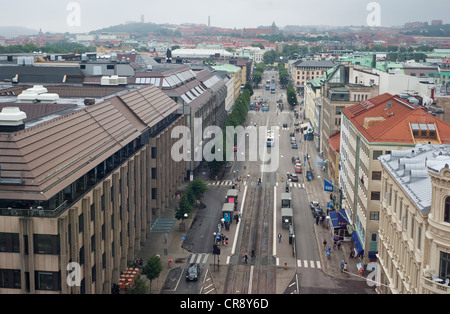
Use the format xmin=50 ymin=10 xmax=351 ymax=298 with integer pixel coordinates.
xmin=0 ymin=233 xmax=59 ymax=254
xmin=0 ymin=269 xmax=60 ymax=291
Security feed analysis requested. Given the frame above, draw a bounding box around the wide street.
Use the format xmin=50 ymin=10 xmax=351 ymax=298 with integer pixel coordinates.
xmin=157 ymin=69 xmax=376 ymax=295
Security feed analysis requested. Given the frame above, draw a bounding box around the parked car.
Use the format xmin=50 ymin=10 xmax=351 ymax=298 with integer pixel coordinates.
xmin=294 ymin=164 xmax=302 ymax=173
xmin=290 ymin=132 xmax=295 ymax=137
xmin=283 ymin=123 xmax=288 ymax=128
xmin=292 ymin=156 xmax=300 ymax=164
xmin=292 ymin=143 xmax=298 ymax=149
xmin=310 ymin=201 xmax=320 ymax=210
xmin=186 ymin=263 xmax=200 ymax=281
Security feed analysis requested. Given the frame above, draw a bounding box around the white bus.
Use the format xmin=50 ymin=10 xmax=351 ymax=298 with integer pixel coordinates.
xmin=267 ymin=130 xmax=275 ymax=147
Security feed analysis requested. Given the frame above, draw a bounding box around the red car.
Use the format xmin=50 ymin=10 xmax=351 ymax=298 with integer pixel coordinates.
xmin=294 ymin=164 xmax=302 ymax=173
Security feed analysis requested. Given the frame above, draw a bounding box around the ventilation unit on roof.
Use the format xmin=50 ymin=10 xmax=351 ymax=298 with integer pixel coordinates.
xmin=0 ymin=107 xmax=27 ymax=132
xmin=17 ymin=86 xmax=59 ymax=104
xmin=101 ymin=75 xmax=127 ymax=86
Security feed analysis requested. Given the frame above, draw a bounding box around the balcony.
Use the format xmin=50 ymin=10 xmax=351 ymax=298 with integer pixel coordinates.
xmin=422 ymin=275 xmax=450 ymax=294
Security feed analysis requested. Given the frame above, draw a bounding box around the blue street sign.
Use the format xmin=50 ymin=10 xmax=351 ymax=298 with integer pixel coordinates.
xmin=324 ymin=179 xmax=334 ymax=192
xmin=216 ymin=234 xmax=221 ymax=240
xmin=181 ymin=235 xmax=186 ymax=240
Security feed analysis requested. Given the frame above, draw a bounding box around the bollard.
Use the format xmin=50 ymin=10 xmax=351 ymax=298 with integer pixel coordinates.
xmin=168 ymin=258 xmax=173 ymax=268
xmin=284 ymin=263 xmax=287 ymax=270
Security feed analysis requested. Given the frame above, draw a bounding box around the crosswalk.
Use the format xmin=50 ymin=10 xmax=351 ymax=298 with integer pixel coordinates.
xmin=297 ymin=259 xmax=321 ymax=269
xmin=188 ymin=253 xmax=210 ymax=265
xmin=207 ymin=180 xmax=305 ymax=189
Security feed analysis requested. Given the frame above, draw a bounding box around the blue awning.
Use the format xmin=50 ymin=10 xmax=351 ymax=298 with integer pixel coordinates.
xmin=329 ymin=210 xmax=349 ymax=229
xmin=352 ymin=231 xmax=364 ymax=256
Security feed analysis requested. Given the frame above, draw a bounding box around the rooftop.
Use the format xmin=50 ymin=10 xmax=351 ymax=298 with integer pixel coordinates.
xmin=379 ymin=144 xmax=450 ymax=213
xmin=341 ymin=93 xmax=450 ymax=145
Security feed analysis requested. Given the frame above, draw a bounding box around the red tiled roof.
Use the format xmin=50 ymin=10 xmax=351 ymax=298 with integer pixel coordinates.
xmin=341 ymin=93 xmax=450 ymax=144
xmin=328 ymin=132 xmax=340 ymax=153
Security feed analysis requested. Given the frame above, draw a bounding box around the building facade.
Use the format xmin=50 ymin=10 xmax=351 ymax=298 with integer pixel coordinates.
xmin=0 ymin=85 xmax=187 ymax=293
xmin=339 ymin=93 xmax=450 ymax=265
xmin=378 ymin=144 xmax=450 ymax=294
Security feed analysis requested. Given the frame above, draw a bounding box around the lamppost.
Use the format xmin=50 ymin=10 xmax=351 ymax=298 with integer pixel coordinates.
xmin=180 ymin=213 xmax=188 ymax=231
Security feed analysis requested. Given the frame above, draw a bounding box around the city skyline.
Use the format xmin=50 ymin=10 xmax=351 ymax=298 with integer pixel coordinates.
xmin=0 ymin=0 xmax=449 ymax=35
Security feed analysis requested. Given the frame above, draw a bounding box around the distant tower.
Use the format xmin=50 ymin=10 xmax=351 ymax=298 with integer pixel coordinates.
xmin=208 ymin=16 xmax=210 ymax=27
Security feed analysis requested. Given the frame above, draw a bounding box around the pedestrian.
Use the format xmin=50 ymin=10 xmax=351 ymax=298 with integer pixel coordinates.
xmin=244 ymin=252 xmax=248 ymax=264
xmin=225 ymin=237 xmax=228 ymax=246
xmin=251 ymin=249 xmax=255 ymax=258
xmin=333 ymin=241 xmax=337 ymax=249
xmin=278 ymin=232 xmax=282 ymax=243
xmin=337 ymin=240 xmax=342 ymax=250
xmin=164 ymin=233 xmax=168 ymax=244
xmin=323 ymin=239 xmax=327 ymax=249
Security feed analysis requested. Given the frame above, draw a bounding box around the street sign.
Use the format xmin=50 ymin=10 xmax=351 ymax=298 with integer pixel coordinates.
xmin=181 ymin=235 xmax=186 ymax=240
xmin=324 ymin=179 xmax=334 ymax=192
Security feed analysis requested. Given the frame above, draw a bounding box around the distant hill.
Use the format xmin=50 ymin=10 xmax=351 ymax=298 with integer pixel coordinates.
xmin=89 ymin=22 xmax=161 ymax=35
xmin=0 ymin=26 xmax=38 ymax=37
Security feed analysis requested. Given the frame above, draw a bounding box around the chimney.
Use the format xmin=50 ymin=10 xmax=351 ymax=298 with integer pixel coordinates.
xmin=0 ymin=107 xmax=27 ymax=132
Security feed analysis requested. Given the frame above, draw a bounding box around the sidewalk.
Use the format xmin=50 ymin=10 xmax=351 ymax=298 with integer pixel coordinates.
xmin=303 ymin=138 xmax=367 ymax=283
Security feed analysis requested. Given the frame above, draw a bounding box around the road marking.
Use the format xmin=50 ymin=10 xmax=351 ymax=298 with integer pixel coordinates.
xmin=231 ymin=185 xmax=247 ymax=255
xmin=310 ymin=260 xmax=315 ymax=268
xmin=248 ymin=265 xmax=254 ymax=294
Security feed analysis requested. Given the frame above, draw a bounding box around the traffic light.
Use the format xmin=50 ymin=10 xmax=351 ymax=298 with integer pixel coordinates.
xmin=213 ymin=244 xmax=221 ymax=255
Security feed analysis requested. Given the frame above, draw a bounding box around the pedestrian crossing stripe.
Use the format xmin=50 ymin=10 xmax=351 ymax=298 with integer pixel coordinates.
xmin=189 ymin=253 xmax=210 ymax=264
xmin=297 ymin=260 xmax=321 ymax=269
xmin=207 ymin=181 xmax=305 ymax=189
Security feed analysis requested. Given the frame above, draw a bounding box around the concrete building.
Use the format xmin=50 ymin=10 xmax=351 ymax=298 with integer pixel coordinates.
xmin=132 ymin=63 xmax=228 ymax=178
xmin=339 ymin=93 xmax=450 ymax=265
xmin=0 ymin=84 xmax=187 ymax=293
xmin=291 ymin=59 xmax=336 ymax=90
xmin=378 ymin=144 xmax=450 ymax=294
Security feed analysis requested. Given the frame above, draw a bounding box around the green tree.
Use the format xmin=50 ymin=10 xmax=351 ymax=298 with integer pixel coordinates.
xmin=126 ymin=275 xmax=150 ymax=294
xmin=263 ymin=50 xmax=277 ymax=65
xmin=189 ymin=179 xmax=208 ymax=198
xmin=141 ymin=255 xmax=163 ymax=293
xmin=287 ymin=85 xmax=298 ymax=107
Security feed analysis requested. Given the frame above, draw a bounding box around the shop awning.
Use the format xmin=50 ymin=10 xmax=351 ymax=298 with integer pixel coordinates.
xmin=329 ymin=209 xmax=349 ymax=229
xmin=352 ymin=231 xmax=364 ymax=256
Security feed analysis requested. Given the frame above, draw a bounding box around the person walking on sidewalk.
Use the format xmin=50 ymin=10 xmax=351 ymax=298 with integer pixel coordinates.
xmin=278 ymin=233 xmax=282 ymax=243
xmin=244 ymin=252 xmax=248 ymax=264
xmin=323 ymin=239 xmax=327 ymax=249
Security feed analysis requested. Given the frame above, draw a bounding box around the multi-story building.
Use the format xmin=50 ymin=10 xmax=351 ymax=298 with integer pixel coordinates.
xmin=339 ymin=93 xmax=450 ymax=265
xmin=291 ymin=60 xmax=335 ymax=90
xmin=378 ymin=144 xmax=450 ymax=294
xmin=320 ymin=64 xmax=379 ymax=158
xmin=0 ymin=84 xmax=186 ymax=293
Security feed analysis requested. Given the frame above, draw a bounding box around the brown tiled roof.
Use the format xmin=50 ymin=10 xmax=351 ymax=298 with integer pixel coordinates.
xmin=0 ymin=85 xmax=179 ymax=200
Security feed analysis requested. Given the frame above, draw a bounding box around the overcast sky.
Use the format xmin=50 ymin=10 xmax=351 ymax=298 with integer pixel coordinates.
xmin=2 ymin=0 xmax=449 ymax=33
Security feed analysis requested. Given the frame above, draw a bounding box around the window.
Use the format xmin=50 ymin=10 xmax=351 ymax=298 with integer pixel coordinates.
xmin=439 ymin=251 xmax=450 ymax=280
xmin=445 ymin=197 xmax=450 ymax=223
xmin=373 ymin=150 xmax=383 ymax=160
xmin=0 ymin=233 xmax=19 ymax=253
xmin=107 ymin=65 xmax=115 ymax=70
xmin=33 ymin=235 xmax=60 ymax=255
xmin=0 ymin=269 xmax=21 ymax=289
xmin=35 ymin=271 xmax=61 ymax=291
xmin=370 ymin=211 xmax=379 ymax=220
xmin=371 ymin=191 xmax=381 ymax=201
xmin=372 ymin=171 xmax=382 ymax=181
